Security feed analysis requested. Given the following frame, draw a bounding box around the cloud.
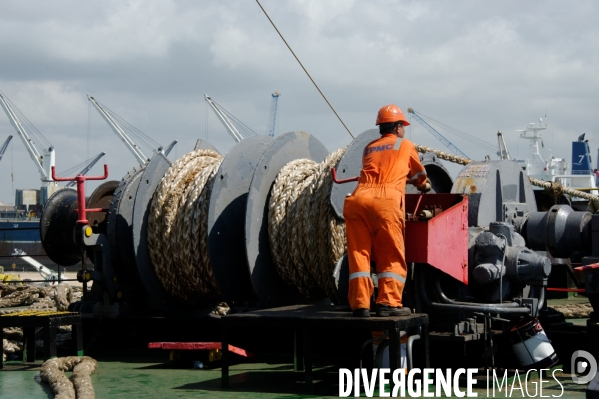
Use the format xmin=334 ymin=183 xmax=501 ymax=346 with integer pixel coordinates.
xmin=0 ymin=0 xmax=598 ymax=205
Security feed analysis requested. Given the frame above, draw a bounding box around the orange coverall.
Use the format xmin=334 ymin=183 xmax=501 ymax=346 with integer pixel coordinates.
xmin=343 ymin=134 xmax=428 ymax=310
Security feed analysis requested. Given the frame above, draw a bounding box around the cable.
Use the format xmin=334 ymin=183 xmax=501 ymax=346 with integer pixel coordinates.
xmin=55 ymin=154 xmax=104 ymax=178
xmin=416 ymin=111 xmax=497 ymax=153
xmin=211 ymin=99 xmax=258 ymax=138
xmin=255 ymin=0 xmax=354 ymax=139
xmin=205 ymin=100 xmax=208 ymax=141
xmin=87 ymin=100 xmax=91 ymax=161
xmin=95 ymin=100 xmax=162 ymax=152
xmin=10 ymin=139 xmax=14 ymax=200
xmin=0 ymin=91 xmax=53 ymax=151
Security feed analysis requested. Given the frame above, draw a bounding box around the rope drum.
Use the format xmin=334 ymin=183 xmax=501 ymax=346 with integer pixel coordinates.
xmin=267 ymin=148 xmax=347 ymax=300
xmin=145 ymin=144 xmax=348 ymax=305
xmin=147 ymin=149 xmax=223 ymax=305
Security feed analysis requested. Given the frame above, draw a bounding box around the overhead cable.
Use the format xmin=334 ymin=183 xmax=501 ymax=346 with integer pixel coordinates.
xmin=255 ymin=0 xmax=354 ymax=139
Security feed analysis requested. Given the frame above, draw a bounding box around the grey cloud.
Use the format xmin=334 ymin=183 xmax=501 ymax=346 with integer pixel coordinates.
xmin=0 ymin=0 xmax=597 ymax=204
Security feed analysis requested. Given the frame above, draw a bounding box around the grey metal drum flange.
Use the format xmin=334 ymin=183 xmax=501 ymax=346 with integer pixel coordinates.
xmin=116 ymin=169 xmax=145 ymax=279
xmin=106 ymin=167 xmax=147 ymax=301
xmin=245 ymin=131 xmax=329 ymax=308
xmin=132 ymin=152 xmax=216 ymax=317
xmin=332 ymin=255 xmax=350 ymax=306
xmin=208 ymin=135 xmax=273 ymax=306
xmin=330 ymin=129 xmax=379 ymax=219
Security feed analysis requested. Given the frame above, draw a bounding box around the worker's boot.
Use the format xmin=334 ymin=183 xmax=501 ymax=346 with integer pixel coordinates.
xmin=352 ymin=308 xmax=370 ymax=318
xmin=376 ymin=304 xmax=411 ymax=317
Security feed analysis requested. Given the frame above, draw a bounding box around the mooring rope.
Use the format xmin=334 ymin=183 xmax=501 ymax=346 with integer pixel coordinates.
xmin=413 ymin=144 xmax=599 ymax=202
xmin=268 ymin=148 xmax=347 ymax=299
xmin=414 ymin=144 xmax=471 ymax=166
xmin=147 ymin=149 xmax=223 ymax=305
xmin=40 ymin=356 xmax=97 ymax=399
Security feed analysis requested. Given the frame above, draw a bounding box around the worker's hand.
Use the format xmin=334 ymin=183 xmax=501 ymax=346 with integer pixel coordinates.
xmin=417 ymin=179 xmax=432 ymax=193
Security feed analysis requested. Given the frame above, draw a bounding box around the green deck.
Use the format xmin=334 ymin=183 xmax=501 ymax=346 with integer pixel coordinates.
xmin=0 ymin=295 xmax=593 ymax=398
xmin=0 ymin=355 xmax=585 ymax=398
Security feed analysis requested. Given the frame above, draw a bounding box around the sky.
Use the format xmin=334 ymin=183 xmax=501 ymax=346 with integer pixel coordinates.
xmin=0 ymin=0 xmax=598 ymax=205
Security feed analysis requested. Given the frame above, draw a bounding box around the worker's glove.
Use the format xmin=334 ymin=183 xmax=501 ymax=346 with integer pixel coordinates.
xmin=417 ymin=179 xmax=432 ymax=193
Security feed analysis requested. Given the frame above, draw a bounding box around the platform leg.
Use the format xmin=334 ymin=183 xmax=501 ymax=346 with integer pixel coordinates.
xmin=422 ymin=323 xmax=430 ymax=368
xmin=221 ymin=320 xmax=229 ymax=388
xmin=24 ymin=326 xmax=36 ymax=363
xmin=0 ymin=322 xmax=4 ymax=369
xmin=44 ymin=318 xmax=57 ymax=360
xmin=73 ymin=321 xmax=84 ymax=356
xmin=303 ymin=326 xmax=313 ymax=390
xmin=389 ymin=327 xmax=401 ymax=394
xmin=294 ymin=327 xmax=304 ymax=372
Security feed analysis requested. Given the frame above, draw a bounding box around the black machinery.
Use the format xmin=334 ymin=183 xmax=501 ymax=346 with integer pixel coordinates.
xmin=39 ymin=129 xmax=598 ymax=372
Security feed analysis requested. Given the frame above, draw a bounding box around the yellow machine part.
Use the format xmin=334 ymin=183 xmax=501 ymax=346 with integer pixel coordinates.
xmin=0 ymin=272 xmax=22 ymax=284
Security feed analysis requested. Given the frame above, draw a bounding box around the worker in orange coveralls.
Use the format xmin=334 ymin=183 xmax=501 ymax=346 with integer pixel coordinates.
xmin=344 ymin=105 xmax=431 ymax=317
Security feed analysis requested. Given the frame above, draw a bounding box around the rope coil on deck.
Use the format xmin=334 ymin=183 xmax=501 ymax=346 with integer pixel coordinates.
xmin=40 ymin=356 xmax=97 ymax=399
xmin=148 ymin=149 xmax=223 ymax=305
xmin=0 ymin=283 xmax=74 ymax=311
xmin=268 ymin=148 xmax=347 ymax=299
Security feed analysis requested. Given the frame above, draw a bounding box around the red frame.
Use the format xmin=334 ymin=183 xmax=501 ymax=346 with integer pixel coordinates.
xmin=405 ymin=194 xmax=469 ymax=285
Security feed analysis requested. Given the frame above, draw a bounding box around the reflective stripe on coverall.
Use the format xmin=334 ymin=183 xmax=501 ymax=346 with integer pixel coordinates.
xmin=343 ymin=134 xmax=428 ymax=310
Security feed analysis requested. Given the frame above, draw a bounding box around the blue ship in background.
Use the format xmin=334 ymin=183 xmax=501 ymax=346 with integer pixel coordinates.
xmin=0 ymin=217 xmax=56 ymax=271
xmin=0 ymin=220 xmax=40 ymax=242
xmin=572 ymin=133 xmax=593 ymax=175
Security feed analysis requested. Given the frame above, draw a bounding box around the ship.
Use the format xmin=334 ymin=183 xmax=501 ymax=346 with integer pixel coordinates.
xmin=0 ymin=202 xmax=53 ymax=273
xmin=509 ymin=119 xmax=598 ymax=210
xmin=0 ymin=219 xmax=41 ymax=255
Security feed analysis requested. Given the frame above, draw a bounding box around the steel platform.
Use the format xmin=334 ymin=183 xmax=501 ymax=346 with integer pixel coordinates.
xmin=0 ymin=310 xmax=83 ymax=369
xmin=221 ymin=304 xmax=429 ymax=389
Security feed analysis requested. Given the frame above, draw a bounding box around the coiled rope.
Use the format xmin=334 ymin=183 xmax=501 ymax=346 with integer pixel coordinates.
xmin=147 ymin=149 xmax=223 ymax=305
xmin=147 ymin=146 xmax=348 ymax=303
xmin=268 ymin=148 xmax=347 ymax=300
xmin=40 ymin=356 xmax=97 ymax=399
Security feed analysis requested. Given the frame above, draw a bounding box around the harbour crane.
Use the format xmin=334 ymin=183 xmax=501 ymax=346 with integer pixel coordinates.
xmin=267 ymin=91 xmax=280 ymax=137
xmin=407 ymin=108 xmax=470 ymax=159
xmin=12 ymin=248 xmax=65 ymax=285
xmin=88 ymin=95 xmax=177 ymax=166
xmin=497 ymin=131 xmax=511 ymax=160
xmin=204 ymin=94 xmax=257 ymax=143
xmin=0 ymin=92 xmax=58 ymax=203
xmin=0 ymin=135 xmax=13 ymax=163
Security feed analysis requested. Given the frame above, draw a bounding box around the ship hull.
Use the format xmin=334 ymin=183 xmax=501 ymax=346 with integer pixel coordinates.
xmin=0 ymin=220 xmax=61 ymax=272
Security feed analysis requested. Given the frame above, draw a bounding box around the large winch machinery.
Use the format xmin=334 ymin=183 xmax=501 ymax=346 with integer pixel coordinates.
xmin=40 ymin=129 xmax=599 ymax=370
